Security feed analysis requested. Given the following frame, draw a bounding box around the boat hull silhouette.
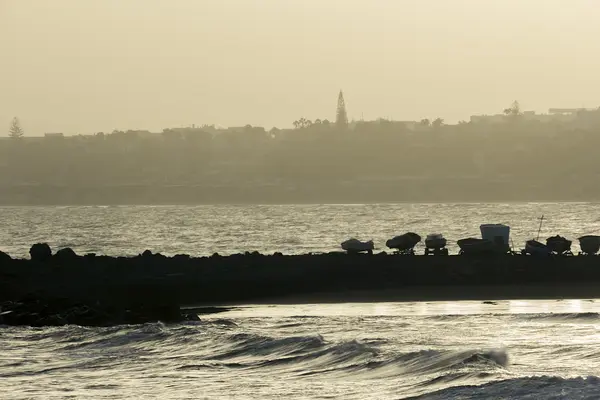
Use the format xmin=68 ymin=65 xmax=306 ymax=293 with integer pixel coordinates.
xmin=525 ymin=240 xmax=551 ymax=256
xmin=386 ymin=233 xmax=421 ymax=251
xmin=546 ymin=235 xmax=572 ymax=254
xmin=579 ymin=236 xmax=600 ymax=255
xmin=457 ymin=238 xmax=498 ymax=255
xmin=341 ymin=238 xmax=374 ymax=253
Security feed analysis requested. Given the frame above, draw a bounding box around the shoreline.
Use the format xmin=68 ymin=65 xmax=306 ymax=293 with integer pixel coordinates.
xmin=279 ymin=284 xmax=600 ymax=303
xmin=193 ymin=284 xmax=600 ymax=308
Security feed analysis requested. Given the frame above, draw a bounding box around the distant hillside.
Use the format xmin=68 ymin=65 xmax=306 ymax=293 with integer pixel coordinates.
xmin=1 ymin=109 xmax=600 ymax=205
xmin=0 ymin=179 xmax=599 ymax=205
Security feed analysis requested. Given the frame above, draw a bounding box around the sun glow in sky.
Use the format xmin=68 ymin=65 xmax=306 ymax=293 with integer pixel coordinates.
xmin=1 ymin=0 xmax=599 ymax=134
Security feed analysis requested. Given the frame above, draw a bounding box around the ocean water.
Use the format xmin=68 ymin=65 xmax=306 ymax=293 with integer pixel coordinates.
xmin=1 ymin=203 xmax=600 ymax=258
xmin=3 ymin=301 xmax=600 ymax=399
xmin=3 ymin=203 xmax=600 ymax=399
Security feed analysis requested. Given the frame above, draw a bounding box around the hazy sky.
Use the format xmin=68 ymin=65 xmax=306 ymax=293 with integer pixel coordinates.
xmin=1 ymin=0 xmax=599 ymax=135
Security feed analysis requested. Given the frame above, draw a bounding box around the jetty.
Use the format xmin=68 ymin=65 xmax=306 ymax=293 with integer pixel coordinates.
xmin=3 ymin=243 xmax=600 ymax=326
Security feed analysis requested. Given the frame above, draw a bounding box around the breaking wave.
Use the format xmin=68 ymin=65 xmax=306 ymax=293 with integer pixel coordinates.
xmin=425 ymin=312 xmax=600 ymax=323
xmin=519 ymin=312 xmax=600 ymax=322
xmin=2 ymin=323 xmax=508 ymax=383
xmin=403 ymin=376 xmax=600 ymax=400
xmin=4 ymin=307 xmax=598 ymax=399
xmin=173 ymin=330 xmax=509 ymax=379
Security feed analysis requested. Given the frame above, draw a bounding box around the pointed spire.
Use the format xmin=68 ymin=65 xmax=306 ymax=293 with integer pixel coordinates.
xmin=336 ymin=90 xmax=348 ymax=129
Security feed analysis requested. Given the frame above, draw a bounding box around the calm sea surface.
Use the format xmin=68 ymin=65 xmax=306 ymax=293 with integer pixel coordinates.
xmin=3 ymin=203 xmax=600 ymax=399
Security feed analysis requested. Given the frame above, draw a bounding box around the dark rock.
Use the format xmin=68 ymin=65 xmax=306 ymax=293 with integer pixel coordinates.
xmin=183 ymin=313 xmax=201 ymax=321
xmin=0 ymin=296 xmax=188 ymax=327
xmin=0 ymin=250 xmax=12 ymax=263
xmin=29 ymin=243 xmax=52 ymax=262
xmin=55 ymin=247 xmax=78 ymax=261
xmin=142 ymin=250 xmax=153 ymax=257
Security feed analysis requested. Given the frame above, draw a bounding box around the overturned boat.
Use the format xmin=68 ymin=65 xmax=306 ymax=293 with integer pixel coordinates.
xmin=524 ymin=240 xmax=551 ymax=256
xmin=546 ymin=235 xmax=572 ymax=255
xmin=341 ymin=238 xmax=374 ymax=254
xmin=579 ymin=235 xmax=600 ymax=255
xmin=386 ymin=232 xmax=421 ymax=254
xmin=457 ymin=238 xmax=496 ymax=255
xmin=424 ymin=234 xmax=448 ymax=255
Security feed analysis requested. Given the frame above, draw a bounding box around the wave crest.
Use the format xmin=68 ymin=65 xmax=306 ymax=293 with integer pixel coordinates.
xmin=520 ymin=312 xmax=600 ymax=322
xmin=403 ymin=376 xmax=600 ymax=400
xmin=202 ymin=331 xmax=507 ymax=379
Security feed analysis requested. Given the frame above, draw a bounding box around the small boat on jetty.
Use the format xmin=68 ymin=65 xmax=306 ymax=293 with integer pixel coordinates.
xmin=579 ymin=235 xmax=600 ymax=255
xmin=335 ymin=219 xmax=598 ymax=257
xmin=546 ymin=235 xmax=572 ymax=255
xmin=424 ymin=234 xmax=448 ymax=256
xmin=480 ymin=224 xmax=510 ymax=252
xmin=341 ymin=238 xmax=374 ymax=254
xmin=522 ymin=216 xmax=551 ymax=256
xmin=524 ymin=240 xmax=551 ymax=256
xmin=386 ymin=232 xmax=421 ymax=254
xmin=457 ymin=238 xmax=496 ymax=255
xmin=458 ymin=224 xmax=511 ymax=255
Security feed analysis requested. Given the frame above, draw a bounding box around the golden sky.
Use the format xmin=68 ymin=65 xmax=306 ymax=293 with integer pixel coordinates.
xmin=1 ymin=0 xmax=599 ymax=134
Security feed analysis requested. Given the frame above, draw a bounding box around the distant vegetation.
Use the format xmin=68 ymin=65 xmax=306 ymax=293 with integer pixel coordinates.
xmin=8 ymin=117 xmax=24 ymax=139
xmin=2 ymin=100 xmax=600 ymax=203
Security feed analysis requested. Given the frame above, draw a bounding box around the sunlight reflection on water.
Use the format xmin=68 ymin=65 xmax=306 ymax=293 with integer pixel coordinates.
xmin=1 ymin=203 xmax=600 ymax=258
xmin=203 ymin=300 xmax=600 ymax=319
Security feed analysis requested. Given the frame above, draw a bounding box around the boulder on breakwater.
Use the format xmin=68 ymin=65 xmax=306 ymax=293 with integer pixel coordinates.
xmin=29 ymin=243 xmax=52 ymax=262
xmin=54 ymin=247 xmax=79 ymax=261
xmin=0 ymin=250 xmax=11 ymax=263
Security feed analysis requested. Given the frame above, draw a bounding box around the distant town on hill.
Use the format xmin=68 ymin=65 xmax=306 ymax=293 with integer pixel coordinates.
xmin=2 ymin=95 xmax=600 ymax=205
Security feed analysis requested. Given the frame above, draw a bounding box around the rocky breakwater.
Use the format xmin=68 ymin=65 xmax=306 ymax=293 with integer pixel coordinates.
xmin=3 ymin=244 xmax=600 ymax=309
xmin=0 ymin=296 xmax=200 ymax=327
xmin=0 ymin=244 xmax=201 ymax=326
